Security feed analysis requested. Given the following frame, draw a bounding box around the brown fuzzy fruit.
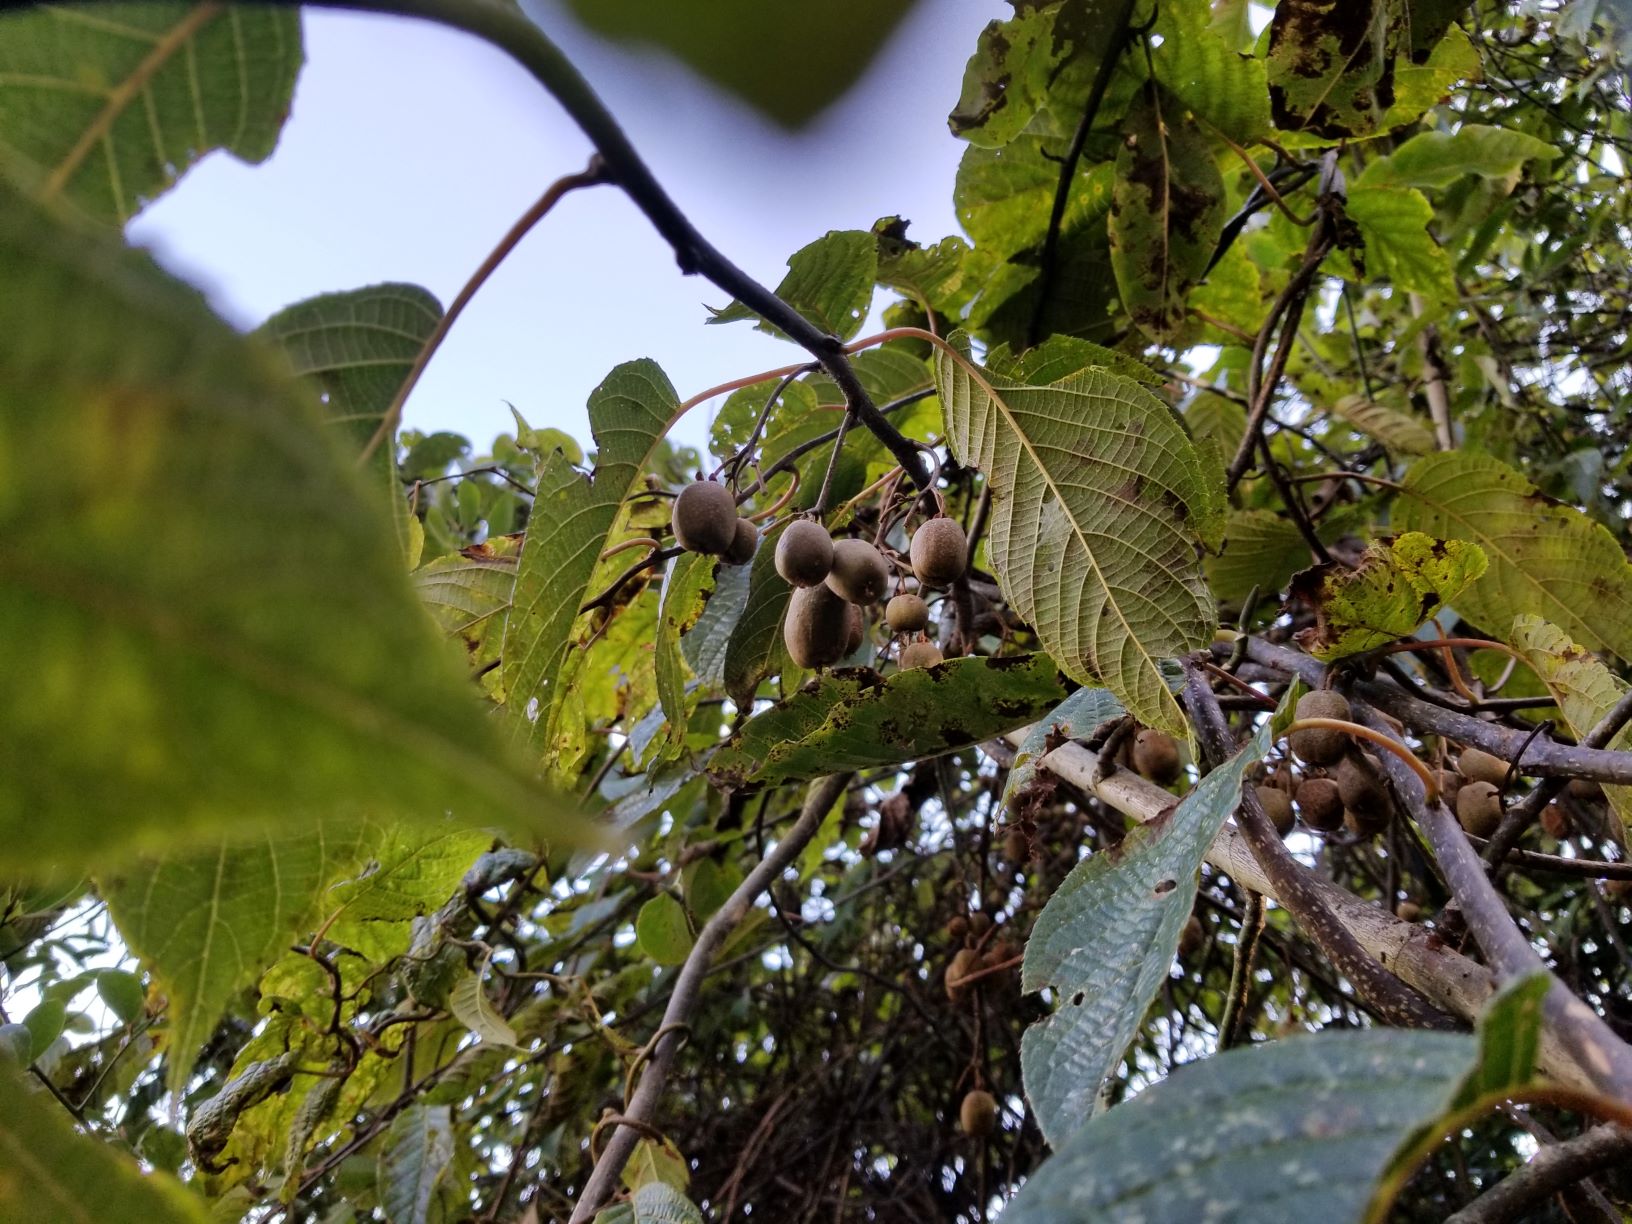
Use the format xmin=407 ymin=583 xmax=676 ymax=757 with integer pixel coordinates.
xmin=1541 ymin=802 xmax=1571 ymax=840
xmin=960 ymin=1089 xmax=998 ymax=1138
xmin=968 ymin=913 xmax=993 ymax=938
xmin=900 ymin=640 xmax=944 ymax=669
xmin=1434 ymin=769 xmax=1462 ymax=807
xmin=1345 ymin=805 xmax=1390 ymax=838
xmin=1567 ymin=777 xmax=1605 ymax=803
xmin=1336 ymin=754 xmax=1391 ymax=819
xmin=1295 ymin=777 xmax=1344 ymax=832
xmin=1395 ymin=901 xmax=1422 ymax=923
xmin=1289 ymin=690 xmax=1353 ymax=765
xmin=723 ymin=516 xmax=759 ymax=565
xmin=1256 ymin=785 xmax=1295 ymax=837
xmin=1458 ymin=747 xmax=1511 ymax=788
xmin=775 ymin=519 xmax=835 ymax=588
xmin=783 ymin=584 xmax=852 ymax=669
xmin=1178 ymin=914 xmax=1205 ymax=956
xmin=910 ymin=516 xmax=968 ymax=588
xmin=946 ymin=947 xmax=981 ymax=1003
xmin=826 ymin=538 xmax=891 ymax=605
xmin=945 ymin=915 xmax=969 ymax=941
xmin=886 ymin=592 xmax=930 ymax=634
xmin=1133 ymin=730 xmax=1182 ymax=785
xmin=1002 ymin=828 xmax=1029 ymax=863
xmin=1456 ymin=781 xmax=1502 ymax=838
xmin=671 ymin=480 xmax=738 ymax=555
xmin=843 ymin=605 xmax=864 ymax=657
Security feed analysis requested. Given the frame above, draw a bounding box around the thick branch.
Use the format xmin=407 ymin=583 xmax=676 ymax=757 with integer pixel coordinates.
xmin=569 ymin=773 xmax=853 ymax=1222
xmin=1443 ymin=1124 xmax=1632 ymax=1224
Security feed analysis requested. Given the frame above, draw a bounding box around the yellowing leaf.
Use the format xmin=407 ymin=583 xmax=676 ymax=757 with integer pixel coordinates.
xmin=935 ymin=337 xmax=1220 ymax=735
xmin=448 ymin=955 xmax=518 ymax=1047
xmin=1395 ymin=452 xmax=1632 ymax=663
xmin=1291 ymin=532 xmax=1487 ymax=660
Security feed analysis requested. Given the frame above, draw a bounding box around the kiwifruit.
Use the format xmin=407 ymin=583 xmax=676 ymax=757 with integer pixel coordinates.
xmin=1178 ymin=914 xmax=1205 ymax=956
xmin=826 ymin=538 xmax=891 ymax=605
xmin=1295 ymin=776 xmax=1344 ymax=832
xmin=1457 ymin=747 xmax=1511 ymax=788
xmin=670 ymin=479 xmax=738 ymax=555
xmin=1541 ymin=802 xmax=1571 ymax=839
xmin=1456 ymin=781 xmax=1502 ymax=838
xmin=844 ymin=605 xmax=864 ymax=657
xmin=1256 ymin=785 xmax=1295 ymax=837
xmin=960 ymin=1089 xmax=998 ymax=1138
xmin=1434 ymin=769 xmax=1462 ymax=807
xmin=1001 ymin=828 xmax=1029 ymax=863
xmin=1289 ymin=690 xmax=1353 ymax=765
xmin=1336 ymin=753 xmax=1391 ymax=819
xmin=968 ymin=912 xmax=993 ymax=938
xmin=723 ymin=516 xmax=759 ymax=565
xmin=1567 ymin=777 xmax=1605 ymax=802
xmin=1395 ymin=900 xmax=1422 ymax=923
xmin=900 ymin=640 xmax=944 ymax=669
xmin=1608 ymin=878 xmax=1632 ymax=902
xmin=945 ymin=915 xmax=970 ymax=941
xmin=1345 ymin=805 xmax=1390 ymax=837
xmin=910 ymin=516 xmax=968 ymax=588
xmin=886 ymin=592 xmax=930 ymax=634
xmin=1132 ymin=729 xmax=1182 ymax=784
xmin=775 ymin=519 xmax=835 ymax=588
xmin=783 ymin=584 xmax=852 ymax=669
xmin=946 ymin=947 xmax=981 ymax=1002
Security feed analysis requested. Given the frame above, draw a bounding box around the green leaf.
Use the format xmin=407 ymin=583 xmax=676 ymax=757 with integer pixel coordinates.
xmin=1288 ymin=532 xmax=1488 ymax=660
xmin=0 ymin=3 xmax=301 ymax=225
xmin=1395 ymin=452 xmax=1632 ymax=662
xmin=324 ymin=828 xmax=493 ymax=962
xmin=1383 ymin=24 xmax=1480 ymax=132
xmin=1359 ymin=125 xmax=1559 ymax=191
xmin=708 ymin=230 xmax=876 ymax=341
xmin=1267 ymin=0 xmax=1395 ymax=138
xmin=1344 ymin=183 xmax=1457 ymax=299
xmin=683 ymin=857 xmax=741 ymax=923
xmin=1206 ymin=510 xmax=1312 ymax=605
xmin=95 ymin=968 xmax=145 ymax=1025
xmin=1020 ymin=712 xmax=1272 ymax=1144
xmin=1001 ymin=686 xmax=1127 ymax=814
xmin=502 ymin=360 xmax=677 ymax=761
xmin=0 ymin=185 xmax=586 ymax=871
xmin=721 ymin=519 xmax=795 ymax=705
xmin=1004 ymin=1030 xmax=1477 ymax=1222
xmin=1109 ymin=87 xmax=1227 ymax=343
xmin=934 ymin=337 xmax=1220 ymax=735
xmin=377 ymin=1104 xmax=454 ymax=1224
xmin=101 ymin=827 xmax=372 ymax=1092
xmin=557 ymin=0 xmax=922 ymax=127
xmin=411 ymin=542 xmax=518 ymax=677
xmin=1455 ymin=971 xmax=1548 ymax=1107
xmin=656 ymin=554 xmax=717 ymax=742
xmin=0 ymin=1064 xmax=207 ymax=1223
xmin=1510 ymin=616 xmax=1632 ymax=835
xmin=1151 ymin=1 xmax=1273 ymax=145
xmin=1325 ymin=394 xmax=1436 ymax=454
xmin=708 ymin=654 xmax=1069 ymax=788
xmin=629 ymin=1182 xmax=706 ymax=1224
xmin=636 ymin=893 xmax=694 ymax=966
xmin=447 ymin=957 xmax=519 ymax=1047
xmin=623 ymin=1135 xmax=690 ymax=1193
xmin=873 ymin=220 xmax=971 ymax=314
xmin=22 ymin=999 xmax=66 ymax=1060
xmin=949 ymin=6 xmax=1064 ymax=148
xmin=681 ymin=559 xmax=751 ymax=690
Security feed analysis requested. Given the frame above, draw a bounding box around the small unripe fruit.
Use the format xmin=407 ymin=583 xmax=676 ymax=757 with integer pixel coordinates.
xmin=1178 ymin=914 xmax=1205 ymax=956
xmin=1289 ymin=691 xmax=1352 ymax=765
xmin=1395 ymin=901 xmax=1422 ymax=922
xmin=826 ymin=538 xmax=890 ymax=605
xmin=723 ymin=516 xmax=759 ymax=565
xmin=1133 ymin=730 xmax=1182 ymax=784
xmin=960 ymin=1088 xmax=997 ymax=1138
xmin=946 ymin=947 xmax=981 ymax=1002
xmin=945 ymin=915 xmax=969 ymax=941
xmin=1458 ymin=747 xmax=1511 ymax=788
xmin=910 ymin=516 xmax=968 ymax=588
xmin=886 ymin=592 xmax=930 ymax=634
xmin=671 ymin=480 xmax=737 ymax=555
xmin=784 ymin=584 xmax=851 ymax=669
xmin=1295 ymin=776 xmax=1344 ymax=831
xmin=900 ymin=640 xmax=944 ymax=669
xmin=1256 ymin=785 xmax=1295 ymax=837
xmin=1457 ymin=781 xmax=1502 ymax=838
xmin=1336 ymin=754 xmax=1391 ymax=819
xmin=775 ymin=518 xmax=834 ymax=588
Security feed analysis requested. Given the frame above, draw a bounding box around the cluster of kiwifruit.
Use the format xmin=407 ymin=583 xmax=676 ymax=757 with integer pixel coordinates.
xmin=670 ymin=478 xmax=760 ymax=565
xmin=774 ymin=512 xmax=969 ymax=671
xmin=1281 ymin=689 xmax=1397 ymax=837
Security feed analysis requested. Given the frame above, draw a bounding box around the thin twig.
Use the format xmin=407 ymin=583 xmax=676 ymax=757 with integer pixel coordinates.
xmin=1443 ymin=1124 xmax=1632 ymax=1224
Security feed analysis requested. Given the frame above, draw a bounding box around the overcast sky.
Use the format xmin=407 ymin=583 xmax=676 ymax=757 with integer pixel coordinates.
xmin=126 ymin=1 xmax=1001 ymax=453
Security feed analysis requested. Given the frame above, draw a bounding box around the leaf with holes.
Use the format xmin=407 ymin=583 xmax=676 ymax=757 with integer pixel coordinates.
xmin=708 ymin=230 xmax=876 ymax=341
xmin=709 ymin=654 xmax=1069 ymax=788
xmin=377 ymin=1104 xmax=455 ymax=1224
xmin=1005 ymin=1030 xmax=1477 ymax=1222
xmin=100 ymin=827 xmax=374 ymax=1092
xmin=934 ymin=335 xmax=1221 ymax=735
xmin=1020 ymin=713 xmax=1272 ymax=1143
xmin=0 ymin=184 xmax=588 ymax=871
xmin=1395 ymin=452 xmax=1632 ymax=663
xmin=1109 ymin=87 xmax=1227 ymax=343
xmin=0 ymin=3 xmax=302 ymax=224
xmin=1267 ymin=0 xmax=1395 ymax=138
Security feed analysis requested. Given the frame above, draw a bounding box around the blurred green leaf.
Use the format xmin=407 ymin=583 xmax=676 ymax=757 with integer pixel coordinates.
xmin=636 ymin=893 xmax=694 ymax=966
xmin=377 ymin=1104 xmax=454 ymax=1224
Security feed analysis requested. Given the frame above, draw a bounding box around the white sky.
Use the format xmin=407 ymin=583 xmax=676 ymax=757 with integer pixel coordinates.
xmin=127 ymin=0 xmax=1002 ymax=452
